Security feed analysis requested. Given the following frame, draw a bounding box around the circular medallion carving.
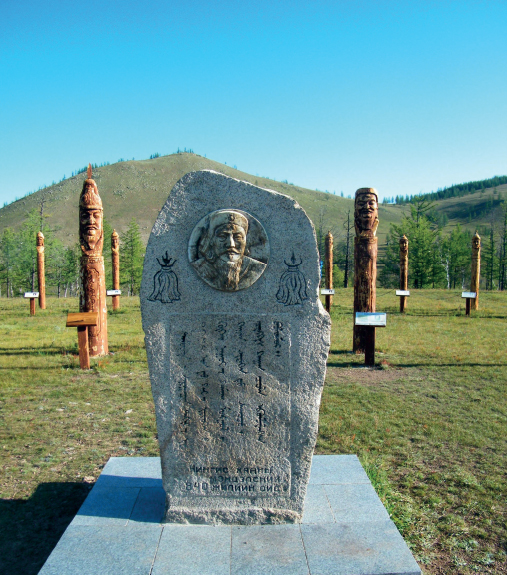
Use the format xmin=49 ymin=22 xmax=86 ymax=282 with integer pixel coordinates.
xmin=188 ymin=209 xmax=269 ymax=292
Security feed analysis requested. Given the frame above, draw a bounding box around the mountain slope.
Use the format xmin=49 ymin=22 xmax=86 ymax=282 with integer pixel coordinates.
xmin=0 ymin=153 xmax=398 ymax=249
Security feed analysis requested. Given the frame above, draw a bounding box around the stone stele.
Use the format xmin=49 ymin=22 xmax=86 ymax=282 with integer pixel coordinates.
xmin=141 ymin=170 xmax=330 ymax=525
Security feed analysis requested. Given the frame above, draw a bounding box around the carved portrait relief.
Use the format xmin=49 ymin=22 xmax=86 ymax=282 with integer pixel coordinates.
xmin=79 ymin=179 xmax=104 ymax=256
xmin=111 ymin=230 xmax=120 ymax=254
xmin=399 ymin=234 xmax=409 ymax=254
xmin=354 ymin=188 xmax=379 ymax=238
xmin=188 ymin=209 xmax=269 ymax=291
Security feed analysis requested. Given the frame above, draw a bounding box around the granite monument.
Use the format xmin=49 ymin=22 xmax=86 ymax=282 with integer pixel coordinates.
xmin=141 ymin=170 xmax=330 ymax=525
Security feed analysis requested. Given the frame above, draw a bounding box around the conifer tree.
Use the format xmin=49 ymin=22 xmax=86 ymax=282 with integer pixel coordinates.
xmin=121 ymin=219 xmax=144 ymax=296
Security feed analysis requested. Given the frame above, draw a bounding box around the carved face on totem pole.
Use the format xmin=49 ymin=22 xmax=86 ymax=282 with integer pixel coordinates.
xmin=354 ymin=188 xmax=379 ymax=237
xmin=111 ymin=230 xmax=120 ymax=254
xmin=400 ymin=235 xmax=408 ymax=254
xmin=36 ymin=231 xmax=44 ymax=247
xmin=79 ymin=176 xmax=103 ymax=256
xmin=472 ymin=232 xmax=481 ymax=251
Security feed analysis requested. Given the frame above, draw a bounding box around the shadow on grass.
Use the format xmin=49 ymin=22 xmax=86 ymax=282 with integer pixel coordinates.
xmin=327 ymin=359 xmax=507 ymax=368
xmin=0 ymin=482 xmax=90 ymax=575
xmin=0 ymin=348 xmax=74 ymax=356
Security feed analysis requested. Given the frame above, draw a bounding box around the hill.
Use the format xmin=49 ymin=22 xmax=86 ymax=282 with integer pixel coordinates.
xmin=2 ymin=153 xmax=503 ymax=261
xmin=433 ymin=184 xmax=507 ymax=234
xmin=0 ymin=153 xmax=401 ymax=250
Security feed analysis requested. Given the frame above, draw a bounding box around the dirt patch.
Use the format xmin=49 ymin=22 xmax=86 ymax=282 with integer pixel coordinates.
xmin=327 ymin=365 xmax=408 ymax=386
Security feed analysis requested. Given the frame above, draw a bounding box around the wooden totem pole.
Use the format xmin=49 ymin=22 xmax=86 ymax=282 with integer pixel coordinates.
xmin=36 ymin=231 xmax=46 ymax=309
xmin=325 ymin=230 xmax=333 ymax=312
xmin=353 ymin=188 xmax=378 ymax=353
xmin=471 ymin=231 xmax=481 ymax=310
xmin=111 ymin=229 xmax=120 ymax=310
xmin=79 ymin=165 xmax=108 ymax=356
xmin=399 ymin=234 xmax=409 ymax=313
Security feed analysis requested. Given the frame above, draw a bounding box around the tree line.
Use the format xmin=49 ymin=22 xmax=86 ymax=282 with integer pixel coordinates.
xmin=378 ymin=197 xmax=507 ymax=290
xmin=315 ymin=195 xmax=507 ymax=291
xmin=382 ymin=175 xmax=507 ymax=205
xmin=0 ymin=211 xmax=145 ymax=298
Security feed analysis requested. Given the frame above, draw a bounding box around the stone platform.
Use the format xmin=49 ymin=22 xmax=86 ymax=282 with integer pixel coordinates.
xmin=39 ymin=455 xmax=421 ymax=575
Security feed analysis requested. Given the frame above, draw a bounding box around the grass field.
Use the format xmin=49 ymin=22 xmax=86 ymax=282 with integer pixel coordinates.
xmin=0 ymin=291 xmax=506 ymax=574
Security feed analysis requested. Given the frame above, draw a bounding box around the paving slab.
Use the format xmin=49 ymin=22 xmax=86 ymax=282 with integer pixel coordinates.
xmin=130 ymin=487 xmax=166 ymax=523
xmin=301 ymin=522 xmax=422 ymax=575
xmin=324 ymin=483 xmax=391 ymax=523
xmin=232 ymin=525 xmax=309 ymax=575
xmin=152 ymin=525 xmax=231 ymax=575
xmin=38 ymin=456 xmax=421 ymax=575
xmin=38 ymin=524 xmax=162 ymax=575
xmin=309 ymin=454 xmax=371 ymax=485
xmin=301 ymin=484 xmax=335 ymax=524
xmin=71 ymin=486 xmax=141 ymax=526
xmin=95 ymin=456 xmax=162 ymax=488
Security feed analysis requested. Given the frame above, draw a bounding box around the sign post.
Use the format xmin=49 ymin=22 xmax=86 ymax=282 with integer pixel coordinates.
xmin=324 ymin=231 xmax=333 ymax=313
xmin=355 ymin=312 xmax=386 ymax=366
xmin=24 ymin=292 xmax=39 ymax=316
xmin=399 ymin=235 xmax=409 ymax=313
xmin=111 ymin=230 xmax=121 ymax=310
xmin=66 ymin=312 xmax=98 ymax=369
xmin=107 ymin=289 xmax=122 ymax=305
xmin=396 ymin=289 xmax=410 ymax=313
xmin=462 ymin=292 xmax=476 ymax=317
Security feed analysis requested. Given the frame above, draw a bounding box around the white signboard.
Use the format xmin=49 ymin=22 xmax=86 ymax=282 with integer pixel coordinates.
xmin=396 ymin=290 xmax=410 ymax=297
xmin=461 ymin=292 xmax=477 ymax=299
xmin=321 ymin=289 xmax=335 ymax=295
xmin=355 ymin=312 xmax=387 ymax=327
xmin=24 ymin=292 xmax=39 ymax=298
xmin=107 ymin=290 xmax=122 ymax=296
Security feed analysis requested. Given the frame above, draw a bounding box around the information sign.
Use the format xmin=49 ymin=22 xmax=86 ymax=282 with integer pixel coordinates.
xmin=461 ymin=292 xmax=477 ymax=299
xmin=321 ymin=289 xmax=335 ymax=295
xmin=355 ymin=312 xmax=387 ymax=327
xmin=24 ymin=292 xmax=39 ymax=298
xmin=107 ymin=289 xmax=122 ymax=296
xmin=396 ymin=290 xmax=410 ymax=297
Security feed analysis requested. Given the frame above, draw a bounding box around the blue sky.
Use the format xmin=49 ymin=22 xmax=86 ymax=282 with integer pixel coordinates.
xmin=1 ymin=0 xmax=506 ymax=205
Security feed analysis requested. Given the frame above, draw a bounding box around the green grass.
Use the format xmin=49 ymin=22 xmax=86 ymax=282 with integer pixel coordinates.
xmin=319 ymin=288 xmax=507 ymax=574
xmin=1 ymin=291 xmax=506 ymax=574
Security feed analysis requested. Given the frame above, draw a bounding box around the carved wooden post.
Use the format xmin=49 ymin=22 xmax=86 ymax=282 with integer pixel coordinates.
xmin=324 ymin=231 xmax=333 ymax=313
xmin=471 ymin=232 xmax=481 ymax=311
xmin=79 ymin=164 xmax=108 ymax=356
xmin=111 ymin=229 xmax=120 ymax=310
xmin=353 ymin=188 xmax=378 ymax=353
xmin=399 ymin=235 xmax=408 ymax=313
xmin=36 ymin=231 xmax=46 ymax=309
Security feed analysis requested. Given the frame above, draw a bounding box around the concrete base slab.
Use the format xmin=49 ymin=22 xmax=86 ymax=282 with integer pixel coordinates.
xmin=39 ymin=455 xmax=421 ymax=575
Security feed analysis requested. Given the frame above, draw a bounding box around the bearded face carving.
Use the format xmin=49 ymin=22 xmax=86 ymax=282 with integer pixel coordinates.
xmin=400 ymin=235 xmax=408 ymax=254
xmin=189 ymin=209 xmax=269 ymax=292
xmin=79 ymin=180 xmax=103 ymax=256
xmin=354 ymin=188 xmax=379 ymax=238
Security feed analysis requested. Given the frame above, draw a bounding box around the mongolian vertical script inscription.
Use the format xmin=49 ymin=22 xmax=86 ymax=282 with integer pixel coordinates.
xmin=169 ymin=315 xmax=291 ymax=498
